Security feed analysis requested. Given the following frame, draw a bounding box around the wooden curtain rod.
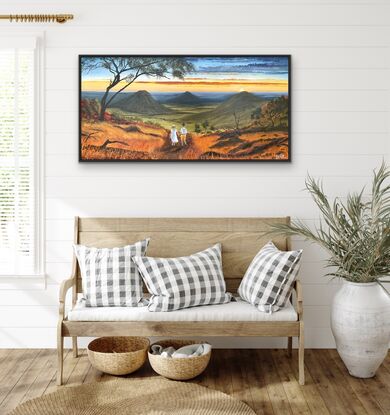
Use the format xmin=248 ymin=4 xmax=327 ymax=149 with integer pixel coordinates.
xmin=0 ymin=14 xmax=73 ymax=23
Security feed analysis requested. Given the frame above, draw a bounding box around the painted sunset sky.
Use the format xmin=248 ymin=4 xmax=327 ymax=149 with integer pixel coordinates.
xmin=82 ymin=56 xmax=289 ymax=94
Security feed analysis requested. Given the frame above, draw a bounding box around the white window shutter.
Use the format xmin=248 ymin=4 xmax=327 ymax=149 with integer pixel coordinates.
xmin=0 ymin=36 xmax=43 ymax=277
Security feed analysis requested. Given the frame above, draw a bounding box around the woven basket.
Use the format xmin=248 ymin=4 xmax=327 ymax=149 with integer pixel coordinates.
xmin=87 ymin=336 xmax=149 ymax=375
xmin=148 ymin=339 xmax=212 ymax=380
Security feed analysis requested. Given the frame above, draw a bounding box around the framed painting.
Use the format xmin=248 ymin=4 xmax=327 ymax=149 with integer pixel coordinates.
xmin=79 ymin=55 xmax=291 ymax=162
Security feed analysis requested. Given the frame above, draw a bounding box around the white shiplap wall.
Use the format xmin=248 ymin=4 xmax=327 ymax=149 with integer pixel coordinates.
xmin=0 ymin=0 xmax=389 ymax=348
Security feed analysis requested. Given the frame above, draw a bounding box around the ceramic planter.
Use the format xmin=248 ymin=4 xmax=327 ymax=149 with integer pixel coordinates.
xmin=331 ymin=281 xmax=390 ymax=378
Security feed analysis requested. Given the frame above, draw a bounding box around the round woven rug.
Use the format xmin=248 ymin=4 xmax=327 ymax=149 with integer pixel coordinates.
xmin=9 ymin=377 xmax=255 ymax=415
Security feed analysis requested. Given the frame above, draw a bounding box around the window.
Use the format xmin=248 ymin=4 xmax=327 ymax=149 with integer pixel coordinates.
xmin=0 ymin=36 xmax=44 ymax=277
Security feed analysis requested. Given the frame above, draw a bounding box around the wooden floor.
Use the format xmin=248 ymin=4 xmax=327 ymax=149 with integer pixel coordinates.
xmin=0 ymin=349 xmax=389 ymax=414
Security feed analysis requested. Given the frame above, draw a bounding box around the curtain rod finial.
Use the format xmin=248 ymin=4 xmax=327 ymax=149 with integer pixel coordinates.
xmin=0 ymin=14 xmax=74 ymax=23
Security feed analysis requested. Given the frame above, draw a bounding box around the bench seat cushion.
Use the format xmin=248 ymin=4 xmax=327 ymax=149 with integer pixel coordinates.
xmin=67 ymin=297 xmax=297 ymax=322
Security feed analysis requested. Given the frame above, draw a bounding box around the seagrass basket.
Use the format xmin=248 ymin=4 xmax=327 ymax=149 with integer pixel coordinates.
xmin=87 ymin=336 xmax=149 ymax=375
xmin=148 ymin=339 xmax=212 ymax=380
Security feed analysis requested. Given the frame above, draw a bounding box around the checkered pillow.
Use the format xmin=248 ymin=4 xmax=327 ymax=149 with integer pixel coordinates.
xmin=132 ymin=243 xmax=232 ymax=312
xmin=74 ymin=238 xmax=150 ymax=307
xmin=238 ymin=241 xmax=302 ymax=313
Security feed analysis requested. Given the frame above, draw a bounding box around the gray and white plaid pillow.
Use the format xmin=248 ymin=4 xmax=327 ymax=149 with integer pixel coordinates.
xmin=132 ymin=243 xmax=232 ymax=312
xmin=238 ymin=241 xmax=302 ymax=313
xmin=74 ymin=238 xmax=150 ymax=307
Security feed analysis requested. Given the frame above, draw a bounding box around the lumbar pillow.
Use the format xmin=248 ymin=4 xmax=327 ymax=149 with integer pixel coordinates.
xmin=132 ymin=243 xmax=232 ymax=312
xmin=238 ymin=241 xmax=302 ymax=313
xmin=74 ymin=238 xmax=150 ymax=307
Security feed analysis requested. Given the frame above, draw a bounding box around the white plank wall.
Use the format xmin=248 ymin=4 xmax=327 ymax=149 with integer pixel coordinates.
xmin=0 ymin=0 xmax=389 ymax=348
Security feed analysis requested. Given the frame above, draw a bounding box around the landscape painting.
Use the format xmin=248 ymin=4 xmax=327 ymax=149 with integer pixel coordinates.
xmin=79 ymin=55 xmax=291 ymax=161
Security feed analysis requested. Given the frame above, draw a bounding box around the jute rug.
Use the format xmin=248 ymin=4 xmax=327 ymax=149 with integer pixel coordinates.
xmin=9 ymin=377 xmax=255 ymax=415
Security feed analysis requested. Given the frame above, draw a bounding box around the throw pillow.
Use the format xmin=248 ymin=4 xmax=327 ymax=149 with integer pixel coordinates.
xmin=238 ymin=241 xmax=302 ymax=313
xmin=74 ymin=238 xmax=150 ymax=307
xmin=132 ymin=243 xmax=232 ymax=312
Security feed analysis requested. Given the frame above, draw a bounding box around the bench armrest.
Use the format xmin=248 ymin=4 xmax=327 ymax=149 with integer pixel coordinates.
xmin=59 ymin=277 xmax=76 ymax=320
xmin=295 ymin=279 xmax=303 ymax=320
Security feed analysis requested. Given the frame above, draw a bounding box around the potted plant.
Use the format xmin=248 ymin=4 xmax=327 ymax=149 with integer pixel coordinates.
xmin=271 ymin=163 xmax=390 ymax=378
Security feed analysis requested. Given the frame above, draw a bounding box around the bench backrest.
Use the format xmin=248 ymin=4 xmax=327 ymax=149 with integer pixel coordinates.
xmin=72 ymin=217 xmax=290 ymax=294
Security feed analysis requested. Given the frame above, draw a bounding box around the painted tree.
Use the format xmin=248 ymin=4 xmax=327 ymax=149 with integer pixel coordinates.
xmin=261 ymin=96 xmax=289 ymax=130
xmin=81 ymin=57 xmax=194 ymax=121
xmin=250 ymin=107 xmax=262 ymax=124
xmin=233 ymin=111 xmax=241 ymax=130
xmin=202 ymin=120 xmax=209 ymax=130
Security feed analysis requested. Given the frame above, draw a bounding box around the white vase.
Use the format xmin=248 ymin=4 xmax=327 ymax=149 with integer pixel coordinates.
xmin=331 ymin=281 xmax=390 ymax=378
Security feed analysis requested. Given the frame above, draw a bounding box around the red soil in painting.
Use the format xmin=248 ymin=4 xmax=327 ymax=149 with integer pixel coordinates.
xmin=81 ymin=120 xmax=288 ymax=161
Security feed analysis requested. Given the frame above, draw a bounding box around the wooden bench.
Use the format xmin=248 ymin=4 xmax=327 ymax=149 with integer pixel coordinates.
xmin=57 ymin=217 xmax=304 ymax=385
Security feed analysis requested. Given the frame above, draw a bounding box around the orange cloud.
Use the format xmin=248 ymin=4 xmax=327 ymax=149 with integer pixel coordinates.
xmin=82 ymin=78 xmax=288 ymax=93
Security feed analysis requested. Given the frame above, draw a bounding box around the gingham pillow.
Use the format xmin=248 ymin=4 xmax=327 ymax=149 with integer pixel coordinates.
xmin=74 ymin=238 xmax=150 ymax=307
xmin=132 ymin=243 xmax=232 ymax=312
xmin=238 ymin=241 xmax=302 ymax=313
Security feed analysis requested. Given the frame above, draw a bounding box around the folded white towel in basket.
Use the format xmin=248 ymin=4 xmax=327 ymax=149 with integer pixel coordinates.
xmin=150 ymin=343 xmax=211 ymax=358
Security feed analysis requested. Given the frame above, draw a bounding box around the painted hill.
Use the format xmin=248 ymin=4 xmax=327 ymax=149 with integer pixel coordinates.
xmin=166 ymin=91 xmax=202 ymax=105
xmin=113 ymin=90 xmax=172 ymax=115
xmin=214 ymin=91 xmax=261 ymax=114
xmin=184 ymin=91 xmax=262 ymax=128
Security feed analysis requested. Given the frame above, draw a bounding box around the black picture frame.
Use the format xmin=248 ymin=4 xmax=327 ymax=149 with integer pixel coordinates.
xmin=79 ymin=54 xmax=291 ymax=162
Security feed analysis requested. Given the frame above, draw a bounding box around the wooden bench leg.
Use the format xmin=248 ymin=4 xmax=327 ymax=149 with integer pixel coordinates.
xmin=287 ymin=337 xmax=293 ymax=357
xmin=72 ymin=336 xmax=78 ymax=358
xmin=57 ymin=325 xmax=64 ymax=386
xmin=298 ymin=321 xmax=305 ymax=385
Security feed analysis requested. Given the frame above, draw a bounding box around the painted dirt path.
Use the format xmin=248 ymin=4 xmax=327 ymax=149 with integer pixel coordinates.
xmin=81 ymin=120 xmax=288 ymax=161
